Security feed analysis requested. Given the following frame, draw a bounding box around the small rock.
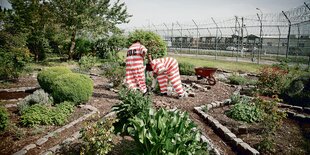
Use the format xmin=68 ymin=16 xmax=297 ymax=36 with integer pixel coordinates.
xmin=24 ymin=144 xmax=36 ymax=151
xmin=13 ymin=149 xmax=27 ymax=155
xmin=36 ymin=137 xmax=48 ymax=146
xmin=188 ymin=92 xmax=195 ymax=97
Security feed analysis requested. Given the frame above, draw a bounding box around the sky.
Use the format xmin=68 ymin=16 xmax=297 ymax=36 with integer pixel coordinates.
xmin=118 ymin=0 xmax=308 ymax=29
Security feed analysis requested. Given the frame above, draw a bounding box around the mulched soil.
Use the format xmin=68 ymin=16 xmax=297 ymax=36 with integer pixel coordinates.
xmin=8 ymin=71 xmax=308 ymax=155
xmin=208 ymin=105 xmax=310 ymax=155
xmin=0 ymin=74 xmax=39 ymax=89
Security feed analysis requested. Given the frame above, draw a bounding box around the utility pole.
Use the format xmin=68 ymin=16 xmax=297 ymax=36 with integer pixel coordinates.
xmin=282 ymin=11 xmax=291 ymax=59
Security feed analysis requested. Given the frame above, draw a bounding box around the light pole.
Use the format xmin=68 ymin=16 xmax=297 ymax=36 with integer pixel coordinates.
xmin=256 ymin=8 xmax=263 ymax=64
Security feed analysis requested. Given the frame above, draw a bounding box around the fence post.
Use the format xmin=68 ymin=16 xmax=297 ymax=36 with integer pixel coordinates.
xmin=282 ymin=11 xmax=291 ymax=59
xmin=192 ymin=19 xmax=200 ymax=56
xmin=256 ymin=13 xmax=262 ymax=64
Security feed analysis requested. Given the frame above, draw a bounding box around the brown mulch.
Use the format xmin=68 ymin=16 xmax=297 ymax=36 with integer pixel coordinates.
xmin=208 ymin=105 xmax=310 ymax=155
xmin=0 ymin=73 xmax=238 ymax=155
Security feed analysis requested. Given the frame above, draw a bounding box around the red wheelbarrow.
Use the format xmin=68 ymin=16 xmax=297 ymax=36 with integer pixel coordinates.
xmin=194 ymin=67 xmax=217 ymax=85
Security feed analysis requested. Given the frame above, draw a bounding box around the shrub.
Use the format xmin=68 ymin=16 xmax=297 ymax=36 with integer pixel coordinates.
xmin=95 ymin=34 xmax=126 ymax=59
xmin=128 ymin=108 xmax=208 ymax=154
xmin=74 ymin=38 xmax=94 ymax=59
xmin=127 ymin=30 xmax=167 ymax=59
xmin=78 ymin=55 xmax=97 ymax=72
xmin=255 ymin=99 xmax=287 ymax=153
xmin=228 ymin=75 xmax=246 ymax=85
xmin=27 ymin=31 xmax=51 ymax=62
xmin=112 ymin=88 xmax=151 ymax=134
xmin=101 ymin=61 xmax=125 ymax=87
xmin=20 ymin=104 xmax=52 ymax=127
xmin=80 ymin=118 xmax=115 ymax=155
xmin=37 ymin=66 xmax=72 ymax=93
xmin=0 ymin=31 xmax=31 ymax=80
xmin=51 ymin=73 xmax=93 ymax=104
xmin=50 ymin=101 xmax=74 ymax=125
xmin=226 ymin=101 xmax=263 ymax=123
xmin=282 ymin=73 xmax=310 ymax=107
xmin=257 ymin=66 xmax=288 ymax=96
xmin=179 ymin=62 xmax=195 ymax=75
xmin=17 ymin=89 xmax=53 ymax=114
xmin=20 ymin=102 xmax=74 ymax=127
xmin=0 ymin=107 xmax=9 ymax=131
xmin=230 ymin=93 xmax=241 ymax=104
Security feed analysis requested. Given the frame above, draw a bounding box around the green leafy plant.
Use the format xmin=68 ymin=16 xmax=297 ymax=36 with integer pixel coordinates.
xmin=51 ymin=73 xmax=93 ymax=104
xmin=80 ymin=118 xmax=115 ymax=155
xmin=112 ymin=88 xmax=151 ymax=134
xmin=226 ymin=98 xmax=263 ymax=123
xmin=20 ymin=104 xmax=52 ymax=127
xmin=78 ymin=55 xmax=97 ymax=72
xmin=74 ymin=38 xmax=94 ymax=59
xmin=37 ymin=66 xmax=72 ymax=93
xmin=255 ymin=98 xmax=287 ymax=153
xmin=128 ymin=108 xmax=208 ymax=155
xmin=179 ymin=62 xmax=195 ymax=76
xmin=17 ymin=89 xmax=53 ymax=114
xmin=230 ymin=93 xmax=241 ymax=104
xmin=257 ymin=66 xmax=288 ymax=96
xmin=0 ymin=107 xmax=9 ymax=132
xmin=103 ymin=65 xmax=125 ymax=88
xmin=20 ymin=101 xmax=74 ymax=127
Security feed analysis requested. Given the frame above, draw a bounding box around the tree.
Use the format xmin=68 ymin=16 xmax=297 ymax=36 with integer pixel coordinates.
xmin=6 ymin=0 xmax=53 ymax=61
xmin=51 ymin=0 xmax=131 ymax=59
xmin=127 ymin=30 xmax=167 ymax=59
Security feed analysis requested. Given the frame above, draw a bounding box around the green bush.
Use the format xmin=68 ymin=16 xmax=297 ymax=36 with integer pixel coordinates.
xmin=27 ymin=31 xmax=51 ymax=62
xmin=51 ymin=73 xmax=93 ymax=104
xmin=179 ymin=62 xmax=195 ymax=75
xmin=128 ymin=108 xmax=208 ymax=155
xmin=282 ymin=73 xmax=310 ymax=107
xmin=20 ymin=102 xmax=74 ymax=127
xmin=78 ymin=55 xmax=97 ymax=72
xmin=17 ymin=89 xmax=53 ymax=114
xmin=127 ymin=30 xmax=167 ymax=59
xmin=0 ymin=32 xmax=31 ymax=80
xmin=255 ymin=99 xmax=286 ymax=153
xmin=0 ymin=107 xmax=9 ymax=131
xmin=37 ymin=66 xmax=72 ymax=93
xmin=95 ymin=34 xmax=126 ymax=59
xmin=228 ymin=75 xmax=246 ymax=85
xmin=20 ymin=104 xmax=52 ymax=127
xmin=226 ymin=96 xmax=264 ymax=123
xmin=74 ymin=38 xmax=94 ymax=59
xmin=226 ymin=101 xmax=263 ymax=123
xmin=103 ymin=64 xmax=125 ymax=88
xmin=80 ymin=118 xmax=115 ymax=155
xmin=257 ymin=66 xmax=288 ymax=96
xmin=112 ymin=88 xmax=151 ymax=134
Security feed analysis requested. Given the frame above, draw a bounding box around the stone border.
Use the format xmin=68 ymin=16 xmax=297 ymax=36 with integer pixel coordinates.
xmin=0 ymin=86 xmax=40 ymax=93
xmin=13 ymin=105 xmax=98 ymax=155
xmin=277 ymin=103 xmax=310 ymax=122
xmin=0 ymin=86 xmax=40 ymax=102
xmin=194 ymin=100 xmax=260 ymax=155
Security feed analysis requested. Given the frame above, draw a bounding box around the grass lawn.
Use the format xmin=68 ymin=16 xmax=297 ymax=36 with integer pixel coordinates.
xmin=119 ymin=50 xmax=265 ymax=73
xmin=171 ymin=55 xmax=265 ymax=74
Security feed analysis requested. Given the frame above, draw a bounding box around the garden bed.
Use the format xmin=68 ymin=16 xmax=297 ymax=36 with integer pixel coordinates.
xmin=198 ymin=103 xmax=310 ymax=155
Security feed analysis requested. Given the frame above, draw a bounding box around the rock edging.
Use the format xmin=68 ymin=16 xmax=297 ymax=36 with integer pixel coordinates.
xmin=13 ymin=105 xmax=98 ymax=155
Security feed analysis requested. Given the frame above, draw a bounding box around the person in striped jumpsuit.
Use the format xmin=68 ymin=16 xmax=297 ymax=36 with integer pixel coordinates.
xmin=147 ymin=54 xmax=187 ymax=98
xmin=125 ymin=40 xmax=148 ymax=93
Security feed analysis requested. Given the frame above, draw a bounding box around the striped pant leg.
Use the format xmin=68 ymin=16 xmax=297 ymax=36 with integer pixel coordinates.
xmin=125 ymin=69 xmax=138 ymax=90
xmin=167 ymin=62 xmax=184 ymax=95
xmin=157 ymin=72 xmax=168 ymax=94
xmin=135 ymin=67 xmax=147 ymax=93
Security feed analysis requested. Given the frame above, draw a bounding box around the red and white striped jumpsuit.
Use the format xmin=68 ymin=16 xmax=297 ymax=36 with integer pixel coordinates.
xmin=125 ymin=42 xmax=147 ymax=93
xmin=150 ymin=57 xmax=184 ymax=95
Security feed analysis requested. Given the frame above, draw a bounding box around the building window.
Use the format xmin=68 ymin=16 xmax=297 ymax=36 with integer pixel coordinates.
xmin=267 ymin=42 xmax=272 ymax=46
xmin=298 ymin=43 xmax=305 ymax=47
